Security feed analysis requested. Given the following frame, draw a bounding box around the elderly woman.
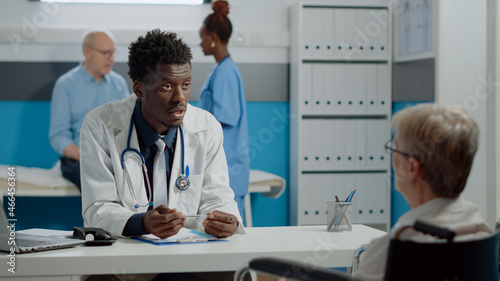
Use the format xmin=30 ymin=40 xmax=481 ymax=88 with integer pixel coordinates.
xmin=355 ymin=103 xmax=492 ymax=281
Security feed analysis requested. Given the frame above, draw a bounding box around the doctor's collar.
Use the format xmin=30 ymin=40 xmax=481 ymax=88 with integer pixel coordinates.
xmin=133 ymin=99 xmax=177 ymax=150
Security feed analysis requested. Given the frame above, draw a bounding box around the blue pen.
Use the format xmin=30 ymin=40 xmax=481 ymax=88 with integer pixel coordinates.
xmin=186 ymin=165 xmax=190 ymax=178
xmin=334 ymin=188 xmax=356 ymax=228
xmin=344 ymin=188 xmax=356 ymax=203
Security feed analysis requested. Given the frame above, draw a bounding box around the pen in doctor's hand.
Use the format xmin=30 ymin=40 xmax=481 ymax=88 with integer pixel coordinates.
xmin=180 ymin=215 xmax=210 ymax=219
xmin=143 ymin=205 xmax=185 ymax=239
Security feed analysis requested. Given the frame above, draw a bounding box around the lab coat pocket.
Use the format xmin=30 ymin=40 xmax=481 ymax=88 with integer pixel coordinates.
xmin=175 ymin=175 xmax=203 ymax=215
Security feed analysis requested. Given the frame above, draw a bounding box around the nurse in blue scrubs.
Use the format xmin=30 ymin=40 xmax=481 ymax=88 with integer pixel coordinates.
xmin=199 ymin=0 xmax=250 ymax=219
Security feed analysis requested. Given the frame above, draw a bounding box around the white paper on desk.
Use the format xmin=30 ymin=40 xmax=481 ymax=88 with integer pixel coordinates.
xmin=133 ymin=228 xmax=226 ymax=244
xmin=17 ymin=228 xmax=74 ymax=238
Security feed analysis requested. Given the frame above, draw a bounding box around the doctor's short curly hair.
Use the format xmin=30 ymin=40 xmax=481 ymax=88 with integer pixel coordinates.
xmin=127 ymin=29 xmax=193 ymax=82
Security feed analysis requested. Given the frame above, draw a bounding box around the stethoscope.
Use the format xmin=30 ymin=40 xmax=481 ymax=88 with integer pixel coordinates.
xmin=121 ymin=116 xmax=190 ymax=209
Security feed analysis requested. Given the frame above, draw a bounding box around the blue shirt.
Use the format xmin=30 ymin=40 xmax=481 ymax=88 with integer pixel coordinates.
xmin=123 ymin=99 xmax=177 ymax=236
xmin=199 ymin=56 xmax=250 ymax=197
xmin=49 ymin=64 xmax=129 ymax=155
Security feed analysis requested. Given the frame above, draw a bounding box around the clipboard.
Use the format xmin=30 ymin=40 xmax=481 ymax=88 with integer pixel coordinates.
xmin=132 ymin=228 xmax=228 ymax=245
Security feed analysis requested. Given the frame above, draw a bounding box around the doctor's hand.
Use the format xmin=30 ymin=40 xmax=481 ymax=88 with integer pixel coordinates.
xmin=203 ymin=210 xmax=239 ymax=238
xmin=142 ymin=205 xmax=186 ymax=239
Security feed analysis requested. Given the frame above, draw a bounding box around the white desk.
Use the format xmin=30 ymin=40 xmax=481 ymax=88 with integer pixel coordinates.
xmin=0 ymin=225 xmax=385 ymax=280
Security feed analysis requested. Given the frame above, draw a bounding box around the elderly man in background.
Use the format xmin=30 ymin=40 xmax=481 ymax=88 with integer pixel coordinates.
xmin=49 ymin=30 xmax=129 ymax=189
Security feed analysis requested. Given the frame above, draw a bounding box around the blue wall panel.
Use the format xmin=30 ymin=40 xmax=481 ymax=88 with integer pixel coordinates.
xmin=246 ymin=102 xmax=289 ymax=226
xmin=0 ymin=101 xmax=60 ymax=168
xmin=390 ymin=101 xmax=433 ymax=226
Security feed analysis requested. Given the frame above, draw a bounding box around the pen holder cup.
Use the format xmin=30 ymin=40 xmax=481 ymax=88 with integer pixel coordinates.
xmin=327 ymin=201 xmax=353 ymax=232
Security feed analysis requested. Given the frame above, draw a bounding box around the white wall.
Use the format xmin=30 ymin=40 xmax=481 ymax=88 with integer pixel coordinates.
xmin=0 ymin=0 xmax=294 ymax=63
xmin=0 ymin=0 xmax=390 ymax=63
xmin=436 ymin=0 xmax=497 ymax=226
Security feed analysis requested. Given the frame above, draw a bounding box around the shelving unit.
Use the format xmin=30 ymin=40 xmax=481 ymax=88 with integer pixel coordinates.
xmin=290 ymin=1 xmax=392 ymax=229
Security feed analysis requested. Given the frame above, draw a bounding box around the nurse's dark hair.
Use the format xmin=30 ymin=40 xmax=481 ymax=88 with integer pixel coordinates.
xmin=128 ymin=29 xmax=193 ymax=82
xmin=203 ymin=0 xmax=232 ymax=43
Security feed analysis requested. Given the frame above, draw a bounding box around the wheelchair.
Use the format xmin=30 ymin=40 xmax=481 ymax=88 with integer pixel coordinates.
xmin=234 ymin=220 xmax=500 ymax=281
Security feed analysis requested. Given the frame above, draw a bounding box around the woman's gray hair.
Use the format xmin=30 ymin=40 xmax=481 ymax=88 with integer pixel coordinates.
xmin=391 ymin=103 xmax=479 ymax=198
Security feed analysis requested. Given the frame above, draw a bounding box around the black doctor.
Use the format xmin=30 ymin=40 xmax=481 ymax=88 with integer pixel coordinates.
xmin=80 ymin=29 xmax=243 ymax=244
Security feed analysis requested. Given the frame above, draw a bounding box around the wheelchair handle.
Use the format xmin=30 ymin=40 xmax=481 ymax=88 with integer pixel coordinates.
xmin=413 ymin=220 xmax=455 ymax=242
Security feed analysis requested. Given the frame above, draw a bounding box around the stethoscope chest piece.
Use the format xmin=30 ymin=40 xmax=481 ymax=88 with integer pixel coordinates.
xmin=175 ymin=175 xmax=190 ymax=191
xmin=175 ymin=126 xmax=190 ymax=191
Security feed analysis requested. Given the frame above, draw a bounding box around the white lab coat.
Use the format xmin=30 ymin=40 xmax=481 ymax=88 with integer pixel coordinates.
xmin=80 ymin=94 xmax=245 ymax=236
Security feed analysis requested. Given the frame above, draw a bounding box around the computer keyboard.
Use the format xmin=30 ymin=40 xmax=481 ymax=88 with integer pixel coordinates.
xmin=16 ymin=239 xmax=58 ymax=247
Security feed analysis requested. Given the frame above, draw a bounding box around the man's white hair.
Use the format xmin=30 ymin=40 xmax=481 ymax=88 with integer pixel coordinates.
xmin=82 ymin=30 xmax=115 ymax=49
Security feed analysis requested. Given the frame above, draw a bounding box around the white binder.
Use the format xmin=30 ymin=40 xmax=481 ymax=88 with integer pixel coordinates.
xmin=323 ymin=119 xmax=335 ymax=169
xmin=352 ymin=174 xmax=366 ymax=222
xmin=349 ymin=64 xmax=360 ymax=113
xmin=353 ymin=174 xmax=370 ymax=223
xmin=344 ymin=64 xmax=356 ymax=113
xmin=368 ymin=9 xmax=389 ymax=59
xmin=311 ymin=120 xmax=323 ymax=170
xmin=377 ymin=119 xmax=390 ymax=166
xmin=309 ymin=174 xmax=319 ymax=224
xmin=365 ymin=64 xmax=378 ymax=113
xmin=333 ymin=120 xmax=345 ymax=167
xmin=323 ymin=64 xmax=335 ymax=113
xmin=298 ymin=175 xmax=309 ymax=223
xmin=352 ymin=9 xmax=368 ymax=60
xmin=367 ymin=173 xmax=389 ymax=223
xmin=354 ymin=64 xmax=367 ymax=112
xmin=379 ymin=9 xmax=389 ymax=59
xmin=377 ymin=63 xmax=390 ymax=114
xmin=334 ymin=8 xmax=345 ymax=60
xmin=311 ymin=63 xmax=324 ymax=113
xmin=300 ymin=63 xmax=313 ymax=114
xmin=323 ymin=8 xmax=335 ymax=58
xmin=375 ymin=173 xmax=390 ymax=221
xmin=300 ymin=120 xmax=313 ymax=170
xmin=311 ymin=8 xmax=324 ymax=58
xmin=355 ymin=120 xmax=367 ymax=168
xmin=332 ymin=63 xmax=345 ymax=113
xmin=343 ymin=119 xmax=356 ymax=168
xmin=342 ymin=9 xmax=356 ymax=60
xmin=366 ymin=119 xmax=377 ymax=168
xmin=302 ymin=8 xmax=314 ymax=58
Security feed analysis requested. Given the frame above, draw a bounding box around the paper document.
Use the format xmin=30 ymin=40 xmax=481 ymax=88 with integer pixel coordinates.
xmin=132 ymin=228 xmax=227 ymax=245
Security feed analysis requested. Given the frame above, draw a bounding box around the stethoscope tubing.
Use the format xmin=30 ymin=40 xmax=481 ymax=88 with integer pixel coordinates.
xmin=121 ymin=114 xmax=189 ymax=208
